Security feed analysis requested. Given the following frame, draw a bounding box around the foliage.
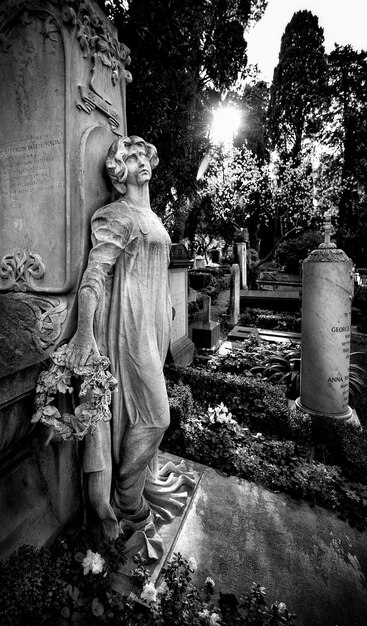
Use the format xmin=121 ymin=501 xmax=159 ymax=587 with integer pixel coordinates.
xmin=133 ymin=552 xmax=296 ymax=625
xmin=0 ymin=536 xmax=295 ymax=625
xmin=164 ymin=363 xmax=304 ymax=442
xmin=188 ymin=275 xmax=228 ymax=324
xmin=0 ymin=533 xmax=129 ymax=626
xmin=353 ymin=286 xmax=367 ymax=312
xmin=274 ymin=230 xmax=323 ymax=273
xmin=317 ymin=45 xmax=367 ymax=265
xmin=32 ymin=344 xmax=117 ymax=441
xmin=107 ymin=0 xmax=268 ymax=229
xmin=185 ymin=144 xmax=261 ymax=253
xmin=233 ymin=79 xmax=271 ymax=162
xmin=206 ymin=337 xmax=366 ymax=405
xmin=252 ymin=156 xmax=321 ymax=262
xmin=238 ymin=309 xmax=302 ymax=333
xmin=189 ymin=145 xmax=320 ymax=263
xmin=267 ymin=10 xmax=328 ymax=161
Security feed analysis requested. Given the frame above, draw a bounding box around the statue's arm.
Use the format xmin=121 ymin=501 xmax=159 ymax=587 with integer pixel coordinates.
xmin=66 ymin=207 xmax=133 ymax=369
xmin=66 ymin=283 xmax=100 ymax=370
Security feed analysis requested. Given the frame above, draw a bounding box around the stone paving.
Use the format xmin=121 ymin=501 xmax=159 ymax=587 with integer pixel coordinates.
xmin=160 ymin=454 xmax=367 ymax=626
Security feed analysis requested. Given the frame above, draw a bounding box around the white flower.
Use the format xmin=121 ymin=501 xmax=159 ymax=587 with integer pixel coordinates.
xmin=277 ymin=601 xmax=287 ymax=615
xmin=209 ymin=612 xmax=221 ymax=625
xmin=188 ymin=556 xmax=197 ymax=572
xmin=199 ymin=608 xmax=210 ymax=619
xmin=141 ymin=581 xmax=157 ymax=604
xmin=82 ymin=549 xmax=105 ymax=575
xmin=205 ymin=576 xmax=215 ymax=589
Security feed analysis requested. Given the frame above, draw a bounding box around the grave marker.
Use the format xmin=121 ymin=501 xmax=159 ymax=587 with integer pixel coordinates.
xmin=229 ymin=263 xmax=240 ymax=326
xmin=296 ymin=214 xmax=354 ymax=420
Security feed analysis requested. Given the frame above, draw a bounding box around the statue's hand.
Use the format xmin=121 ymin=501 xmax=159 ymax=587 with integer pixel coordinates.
xmin=66 ymin=332 xmax=100 ymax=371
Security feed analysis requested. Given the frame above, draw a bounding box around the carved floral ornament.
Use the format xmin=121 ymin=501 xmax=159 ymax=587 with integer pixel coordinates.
xmin=0 ymin=1 xmax=132 ymax=87
xmin=62 ymin=0 xmax=132 ymax=85
xmin=0 ymin=249 xmax=45 ymax=292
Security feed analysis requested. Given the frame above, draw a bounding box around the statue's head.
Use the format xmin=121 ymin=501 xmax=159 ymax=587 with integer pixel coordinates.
xmin=106 ymin=135 xmax=159 ymax=195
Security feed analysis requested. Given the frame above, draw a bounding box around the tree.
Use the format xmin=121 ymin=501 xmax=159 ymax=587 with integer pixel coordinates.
xmin=185 ymin=145 xmax=260 ymax=258
xmin=233 ymin=79 xmax=270 ymax=162
xmin=319 ymin=45 xmax=367 ymax=265
xmin=252 ymin=156 xmax=321 ymax=264
xmin=267 ymin=10 xmax=327 ymax=162
xmin=185 ymin=146 xmax=320 ymax=266
xmin=104 ymin=0 xmax=268 ymax=229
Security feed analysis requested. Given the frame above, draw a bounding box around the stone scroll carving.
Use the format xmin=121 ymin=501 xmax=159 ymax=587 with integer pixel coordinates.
xmin=0 ymin=250 xmax=45 ymax=292
xmin=1 ymin=293 xmax=68 ymax=352
xmin=27 ymin=295 xmax=68 ymax=350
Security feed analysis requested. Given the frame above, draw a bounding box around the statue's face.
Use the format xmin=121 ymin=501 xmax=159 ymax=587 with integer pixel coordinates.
xmin=124 ymin=146 xmax=152 ymax=187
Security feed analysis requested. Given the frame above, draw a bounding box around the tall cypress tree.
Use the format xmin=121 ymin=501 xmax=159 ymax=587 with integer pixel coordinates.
xmin=326 ymin=45 xmax=367 ymax=264
xmin=267 ymin=10 xmax=327 ymax=162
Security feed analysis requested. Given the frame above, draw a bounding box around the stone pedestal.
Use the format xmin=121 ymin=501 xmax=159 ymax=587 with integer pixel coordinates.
xmin=168 ymin=244 xmax=194 ymax=366
xmin=191 ymin=294 xmax=220 ymax=352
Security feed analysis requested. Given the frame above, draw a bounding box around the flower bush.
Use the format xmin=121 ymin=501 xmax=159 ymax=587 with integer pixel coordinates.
xmin=135 ymin=553 xmax=296 ymax=625
xmin=32 ymin=343 xmax=117 ymax=440
xmin=0 ymin=540 xmax=296 ymax=625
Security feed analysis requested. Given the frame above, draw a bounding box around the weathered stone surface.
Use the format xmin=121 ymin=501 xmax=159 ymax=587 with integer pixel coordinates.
xmin=169 ymin=455 xmax=367 ymax=626
xmin=298 ymin=248 xmax=354 ymax=419
xmin=0 ymin=0 xmax=131 ymax=559
xmin=229 ymin=263 xmax=240 ymax=325
xmin=0 ymin=0 xmax=131 ymax=294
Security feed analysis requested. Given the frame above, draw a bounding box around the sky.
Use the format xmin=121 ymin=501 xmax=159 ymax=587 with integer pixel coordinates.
xmin=245 ymin=0 xmax=367 ymax=82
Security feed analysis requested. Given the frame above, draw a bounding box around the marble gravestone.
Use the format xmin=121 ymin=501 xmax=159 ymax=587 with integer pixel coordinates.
xmin=168 ymin=243 xmax=195 ymax=366
xmin=0 ymin=0 xmax=131 ymax=559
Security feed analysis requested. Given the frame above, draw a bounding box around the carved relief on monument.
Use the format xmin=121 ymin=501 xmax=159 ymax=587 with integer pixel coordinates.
xmin=0 ymin=293 xmax=68 ymax=354
xmin=24 ymin=294 xmax=68 ymax=351
xmin=0 ymin=250 xmax=45 ymax=292
xmin=61 ymin=0 xmax=132 ymax=133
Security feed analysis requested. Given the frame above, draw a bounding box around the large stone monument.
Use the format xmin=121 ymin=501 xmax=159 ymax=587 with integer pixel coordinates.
xmin=295 ymin=215 xmax=354 ymax=420
xmin=0 ymin=0 xmax=132 ymax=558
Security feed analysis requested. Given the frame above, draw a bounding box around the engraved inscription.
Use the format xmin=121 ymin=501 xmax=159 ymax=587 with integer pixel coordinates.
xmin=327 ymin=323 xmax=351 ymax=409
xmin=0 ymin=135 xmax=64 ymax=198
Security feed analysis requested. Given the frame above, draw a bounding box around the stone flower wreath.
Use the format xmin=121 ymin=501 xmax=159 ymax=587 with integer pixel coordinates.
xmin=32 ymin=343 xmax=118 ymax=441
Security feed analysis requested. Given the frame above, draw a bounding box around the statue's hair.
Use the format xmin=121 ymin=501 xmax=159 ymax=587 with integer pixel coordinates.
xmin=106 ymin=135 xmax=159 ymax=195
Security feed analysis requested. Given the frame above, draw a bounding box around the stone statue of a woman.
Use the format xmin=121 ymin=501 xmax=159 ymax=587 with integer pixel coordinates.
xmin=67 ymin=136 xmax=194 ymax=558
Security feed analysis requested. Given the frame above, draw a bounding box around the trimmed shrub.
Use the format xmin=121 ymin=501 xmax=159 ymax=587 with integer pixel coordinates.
xmin=238 ymin=308 xmax=301 ymax=332
xmin=164 ymin=365 xmax=309 ymax=443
